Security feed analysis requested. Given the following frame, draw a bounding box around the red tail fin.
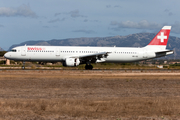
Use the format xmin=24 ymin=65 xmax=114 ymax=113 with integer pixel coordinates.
xmin=148 ymin=26 xmax=171 ymax=46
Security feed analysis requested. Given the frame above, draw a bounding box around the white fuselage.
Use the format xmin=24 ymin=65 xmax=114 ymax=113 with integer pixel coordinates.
xmin=4 ymin=46 xmax=162 ymax=63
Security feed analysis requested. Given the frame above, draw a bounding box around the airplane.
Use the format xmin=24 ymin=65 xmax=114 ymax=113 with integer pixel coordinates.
xmin=4 ymin=26 xmax=173 ymax=70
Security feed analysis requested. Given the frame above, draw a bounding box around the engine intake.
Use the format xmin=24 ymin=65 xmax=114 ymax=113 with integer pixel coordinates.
xmin=63 ymin=58 xmax=80 ymax=67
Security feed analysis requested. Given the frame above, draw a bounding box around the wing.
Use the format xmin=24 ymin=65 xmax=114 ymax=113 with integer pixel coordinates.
xmin=70 ymin=52 xmax=111 ymax=63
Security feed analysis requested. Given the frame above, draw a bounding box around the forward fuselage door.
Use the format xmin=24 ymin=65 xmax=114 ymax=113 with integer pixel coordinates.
xmin=21 ymin=46 xmax=26 ymax=56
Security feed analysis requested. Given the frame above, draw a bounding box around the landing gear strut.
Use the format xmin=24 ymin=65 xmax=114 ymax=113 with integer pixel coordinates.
xmin=22 ymin=61 xmax=25 ymax=70
xmin=85 ymin=64 xmax=93 ymax=70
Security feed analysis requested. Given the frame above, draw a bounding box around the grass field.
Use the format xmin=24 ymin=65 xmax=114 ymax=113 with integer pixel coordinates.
xmin=0 ymin=62 xmax=177 ymax=69
xmin=0 ymin=70 xmax=180 ymax=120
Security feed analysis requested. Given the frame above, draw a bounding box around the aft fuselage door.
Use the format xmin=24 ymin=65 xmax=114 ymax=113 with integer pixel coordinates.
xmin=143 ymin=48 xmax=148 ymax=58
xmin=21 ymin=46 xmax=26 ymax=56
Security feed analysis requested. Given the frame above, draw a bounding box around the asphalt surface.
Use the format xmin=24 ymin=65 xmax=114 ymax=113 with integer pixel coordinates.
xmin=0 ymin=68 xmax=180 ymax=73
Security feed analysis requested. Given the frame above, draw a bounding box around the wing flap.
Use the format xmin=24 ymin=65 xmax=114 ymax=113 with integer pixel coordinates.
xmin=70 ymin=52 xmax=111 ymax=63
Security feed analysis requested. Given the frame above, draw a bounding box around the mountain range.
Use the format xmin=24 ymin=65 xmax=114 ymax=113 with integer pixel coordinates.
xmin=8 ymin=33 xmax=180 ymax=59
xmin=0 ymin=47 xmax=4 ymax=51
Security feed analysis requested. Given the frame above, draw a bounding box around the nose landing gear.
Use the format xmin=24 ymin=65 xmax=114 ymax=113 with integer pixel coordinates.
xmin=22 ymin=61 xmax=25 ymax=70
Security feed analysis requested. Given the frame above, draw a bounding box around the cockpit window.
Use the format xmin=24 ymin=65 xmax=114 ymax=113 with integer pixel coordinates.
xmin=10 ymin=49 xmax=17 ymax=52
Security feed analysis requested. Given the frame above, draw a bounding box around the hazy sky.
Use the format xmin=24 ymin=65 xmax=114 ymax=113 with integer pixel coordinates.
xmin=1 ymin=0 xmax=180 ymax=50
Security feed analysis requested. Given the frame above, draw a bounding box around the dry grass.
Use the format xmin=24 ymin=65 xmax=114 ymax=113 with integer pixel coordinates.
xmin=0 ymin=70 xmax=180 ymax=120
xmin=0 ymin=98 xmax=180 ymax=120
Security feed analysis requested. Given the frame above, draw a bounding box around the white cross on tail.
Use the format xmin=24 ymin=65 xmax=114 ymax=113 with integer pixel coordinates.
xmin=157 ymin=32 xmax=167 ymax=43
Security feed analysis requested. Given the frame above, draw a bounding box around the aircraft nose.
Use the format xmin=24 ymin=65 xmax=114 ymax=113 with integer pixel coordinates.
xmin=4 ymin=52 xmax=9 ymax=59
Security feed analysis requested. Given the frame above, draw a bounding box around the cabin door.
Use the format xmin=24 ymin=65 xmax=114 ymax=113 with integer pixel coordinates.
xmin=21 ymin=46 xmax=26 ymax=56
xmin=143 ymin=49 xmax=148 ymax=58
xmin=56 ymin=48 xmax=60 ymax=56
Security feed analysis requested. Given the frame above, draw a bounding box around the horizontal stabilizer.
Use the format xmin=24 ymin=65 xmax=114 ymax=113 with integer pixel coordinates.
xmin=155 ymin=50 xmax=173 ymax=58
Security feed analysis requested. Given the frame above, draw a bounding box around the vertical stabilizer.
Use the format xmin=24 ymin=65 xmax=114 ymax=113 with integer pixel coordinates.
xmin=145 ymin=26 xmax=171 ymax=50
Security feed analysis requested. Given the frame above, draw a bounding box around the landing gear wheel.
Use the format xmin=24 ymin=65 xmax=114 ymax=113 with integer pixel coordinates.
xmin=85 ymin=65 xmax=88 ymax=70
xmin=89 ymin=65 xmax=93 ymax=70
xmin=85 ymin=65 xmax=93 ymax=70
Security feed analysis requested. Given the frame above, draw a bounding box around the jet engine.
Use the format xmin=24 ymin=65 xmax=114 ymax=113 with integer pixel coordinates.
xmin=63 ymin=58 xmax=80 ymax=67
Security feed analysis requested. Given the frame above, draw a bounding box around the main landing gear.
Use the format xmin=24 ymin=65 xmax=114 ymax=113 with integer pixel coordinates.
xmin=85 ymin=64 xmax=93 ymax=70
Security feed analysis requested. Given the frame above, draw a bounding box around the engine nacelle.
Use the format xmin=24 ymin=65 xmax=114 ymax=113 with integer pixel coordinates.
xmin=63 ymin=58 xmax=80 ymax=67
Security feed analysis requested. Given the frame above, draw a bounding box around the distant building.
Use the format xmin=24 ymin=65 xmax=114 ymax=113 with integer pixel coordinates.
xmin=169 ymin=61 xmax=180 ymax=64
xmin=6 ymin=59 xmax=10 ymax=65
xmin=0 ymin=57 xmax=6 ymax=61
xmin=0 ymin=57 xmax=9 ymax=65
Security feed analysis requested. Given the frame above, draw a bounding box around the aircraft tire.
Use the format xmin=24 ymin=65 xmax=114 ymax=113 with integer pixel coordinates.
xmin=85 ymin=65 xmax=93 ymax=70
xmin=89 ymin=65 xmax=93 ymax=70
xmin=85 ymin=65 xmax=88 ymax=70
